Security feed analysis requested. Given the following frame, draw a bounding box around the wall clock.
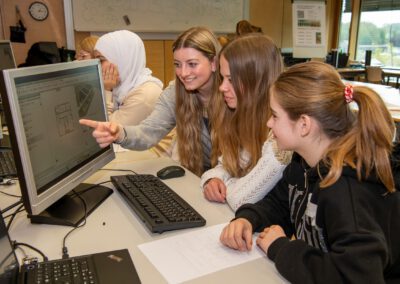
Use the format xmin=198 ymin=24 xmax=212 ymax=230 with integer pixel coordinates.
xmin=28 ymin=2 xmax=49 ymax=21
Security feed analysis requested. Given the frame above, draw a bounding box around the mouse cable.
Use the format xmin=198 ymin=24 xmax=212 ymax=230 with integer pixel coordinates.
xmin=12 ymin=240 xmax=48 ymax=262
xmin=62 ymin=190 xmax=87 ymax=259
xmin=5 ymin=203 xmax=25 ymax=231
xmin=100 ymin=168 xmax=138 ymax=175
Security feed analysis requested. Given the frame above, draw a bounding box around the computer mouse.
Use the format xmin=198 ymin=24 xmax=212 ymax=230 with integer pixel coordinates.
xmin=156 ymin=165 xmax=185 ymax=180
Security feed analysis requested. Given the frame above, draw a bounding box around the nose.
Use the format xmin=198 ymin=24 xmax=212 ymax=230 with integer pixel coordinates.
xmin=180 ymin=65 xmax=190 ymax=77
xmin=267 ymin=116 xmax=273 ymax=128
xmin=219 ymin=80 xmax=228 ymax=93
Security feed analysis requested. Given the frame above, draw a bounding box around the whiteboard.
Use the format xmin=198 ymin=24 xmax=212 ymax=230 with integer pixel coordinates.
xmin=72 ymin=0 xmax=248 ymax=33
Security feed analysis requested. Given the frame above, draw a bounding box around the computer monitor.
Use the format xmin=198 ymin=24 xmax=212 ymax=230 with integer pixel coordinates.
xmin=0 ymin=40 xmax=17 ymax=129
xmin=0 ymin=60 xmax=115 ymax=227
xmin=0 ymin=40 xmax=16 ymax=70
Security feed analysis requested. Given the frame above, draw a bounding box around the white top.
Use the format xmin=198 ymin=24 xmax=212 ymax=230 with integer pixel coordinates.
xmin=200 ymin=136 xmax=292 ymax=211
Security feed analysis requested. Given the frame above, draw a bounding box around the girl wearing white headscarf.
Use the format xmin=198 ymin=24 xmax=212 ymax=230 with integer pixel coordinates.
xmin=94 ymin=30 xmax=174 ymax=156
xmin=94 ymin=30 xmax=163 ymax=125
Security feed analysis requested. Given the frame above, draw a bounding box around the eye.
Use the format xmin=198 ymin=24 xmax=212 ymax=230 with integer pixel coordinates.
xmin=188 ymin=62 xmax=198 ymax=68
xmin=174 ymin=62 xmax=181 ymax=68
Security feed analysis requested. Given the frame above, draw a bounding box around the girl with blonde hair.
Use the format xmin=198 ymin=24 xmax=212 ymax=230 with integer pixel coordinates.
xmin=80 ymin=26 xmax=221 ymax=176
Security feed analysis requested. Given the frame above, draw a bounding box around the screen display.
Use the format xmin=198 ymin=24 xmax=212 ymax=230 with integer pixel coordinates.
xmin=14 ymin=65 xmax=107 ymax=194
xmin=0 ymin=42 xmax=16 ymax=71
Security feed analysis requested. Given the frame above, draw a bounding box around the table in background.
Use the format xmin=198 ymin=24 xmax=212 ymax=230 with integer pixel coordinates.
xmin=383 ymin=69 xmax=400 ymax=88
xmin=1 ymin=154 xmax=288 ymax=284
xmin=337 ymin=67 xmax=365 ymax=81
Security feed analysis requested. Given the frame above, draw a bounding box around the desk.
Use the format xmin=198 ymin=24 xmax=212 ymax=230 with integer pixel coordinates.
xmin=1 ymin=155 xmax=287 ymax=284
xmin=337 ymin=67 xmax=365 ymax=80
xmin=383 ymin=69 xmax=400 ymax=88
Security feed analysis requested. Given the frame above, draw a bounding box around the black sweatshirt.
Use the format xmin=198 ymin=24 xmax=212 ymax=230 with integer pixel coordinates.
xmin=235 ymin=151 xmax=400 ymax=283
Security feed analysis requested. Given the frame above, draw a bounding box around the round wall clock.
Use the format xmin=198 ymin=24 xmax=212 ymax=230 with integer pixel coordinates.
xmin=28 ymin=2 xmax=49 ymax=21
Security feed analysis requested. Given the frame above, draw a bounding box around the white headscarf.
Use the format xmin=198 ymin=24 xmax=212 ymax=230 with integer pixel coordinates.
xmin=95 ymin=30 xmax=163 ymax=105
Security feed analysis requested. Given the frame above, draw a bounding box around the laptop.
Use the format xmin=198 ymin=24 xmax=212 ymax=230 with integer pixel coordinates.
xmin=0 ymin=212 xmax=141 ymax=283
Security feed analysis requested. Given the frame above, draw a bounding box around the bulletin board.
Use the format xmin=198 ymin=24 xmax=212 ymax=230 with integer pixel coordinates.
xmin=292 ymin=0 xmax=327 ymax=58
xmin=72 ymin=0 xmax=248 ymax=33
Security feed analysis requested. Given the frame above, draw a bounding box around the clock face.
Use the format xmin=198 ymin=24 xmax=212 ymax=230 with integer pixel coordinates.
xmin=29 ymin=2 xmax=49 ymax=21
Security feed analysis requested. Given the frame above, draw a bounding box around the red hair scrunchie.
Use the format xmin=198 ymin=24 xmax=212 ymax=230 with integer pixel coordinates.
xmin=344 ymin=84 xmax=354 ymax=103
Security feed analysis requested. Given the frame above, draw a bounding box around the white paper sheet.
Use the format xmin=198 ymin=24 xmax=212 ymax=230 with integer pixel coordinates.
xmin=138 ymin=223 xmax=264 ymax=284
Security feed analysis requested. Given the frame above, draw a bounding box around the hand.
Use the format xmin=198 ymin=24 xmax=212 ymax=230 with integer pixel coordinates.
xmin=79 ymin=119 xmax=122 ymax=148
xmin=256 ymin=225 xmax=286 ymax=254
xmin=220 ymin=218 xmax=253 ymax=251
xmin=203 ymin=178 xmax=226 ymax=203
xmin=103 ymin=63 xmax=120 ymax=91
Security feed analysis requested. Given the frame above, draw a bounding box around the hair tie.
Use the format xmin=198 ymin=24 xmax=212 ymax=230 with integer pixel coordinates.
xmin=344 ymin=84 xmax=354 ymax=103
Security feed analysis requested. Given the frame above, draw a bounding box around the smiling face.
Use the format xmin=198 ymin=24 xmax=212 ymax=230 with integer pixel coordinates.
xmin=173 ymin=47 xmax=216 ymax=93
xmin=219 ymin=55 xmax=237 ymax=109
xmin=267 ymin=90 xmax=299 ymax=151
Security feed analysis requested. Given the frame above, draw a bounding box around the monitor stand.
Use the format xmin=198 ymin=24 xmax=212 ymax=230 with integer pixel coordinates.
xmin=28 ymin=183 xmax=113 ymax=227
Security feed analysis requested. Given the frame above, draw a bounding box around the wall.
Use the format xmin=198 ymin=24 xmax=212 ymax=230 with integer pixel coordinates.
xmin=0 ymin=0 xmax=66 ymax=66
xmin=0 ymin=0 xmax=337 ymax=81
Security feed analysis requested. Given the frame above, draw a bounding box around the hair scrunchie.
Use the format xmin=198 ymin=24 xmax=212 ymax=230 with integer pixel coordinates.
xmin=344 ymin=84 xmax=354 ymax=103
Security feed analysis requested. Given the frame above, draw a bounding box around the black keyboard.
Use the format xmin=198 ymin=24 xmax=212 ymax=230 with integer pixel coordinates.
xmin=0 ymin=148 xmax=17 ymax=177
xmin=111 ymin=174 xmax=206 ymax=233
xmin=21 ymin=255 xmax=98 ymax=284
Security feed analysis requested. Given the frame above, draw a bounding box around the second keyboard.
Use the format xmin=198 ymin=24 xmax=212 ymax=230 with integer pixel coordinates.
xmin=111 ymin=174 xmax=206 ymax=233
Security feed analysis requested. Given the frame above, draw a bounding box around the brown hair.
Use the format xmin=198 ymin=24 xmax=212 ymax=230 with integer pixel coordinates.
xmin=272 ymin=61 xmax=395 ymax=192
xmin=236 ymin=20 xmax=263 ymax=36
xmin=212 ymin=34 xmax=283 ymax=177
xmin=78 ymin=35 xmax=99 ymax=58
xmin=172 ymin=27 xmax=221 ymax=176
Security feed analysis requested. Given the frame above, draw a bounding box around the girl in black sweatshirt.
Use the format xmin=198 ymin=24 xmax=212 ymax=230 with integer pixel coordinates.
xmin=220 ymin=61 xmax=400 ymax=283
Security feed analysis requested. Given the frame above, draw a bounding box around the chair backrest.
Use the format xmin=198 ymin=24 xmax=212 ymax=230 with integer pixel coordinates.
xmin=366 ymin=66 xmax=384 ymax=84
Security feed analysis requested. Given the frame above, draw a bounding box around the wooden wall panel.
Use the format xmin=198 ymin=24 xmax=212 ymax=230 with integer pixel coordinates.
xmin=143 ymin=40 xmax=165 ymax=85
xmin=164 ymin=40 xmax=175 ymax=86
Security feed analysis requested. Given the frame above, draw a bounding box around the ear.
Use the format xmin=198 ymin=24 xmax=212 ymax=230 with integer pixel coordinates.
xmin=298 ymin=114 xmax=312 ymax=137
xmin=211 ymin=56 xmax=217 ymax=72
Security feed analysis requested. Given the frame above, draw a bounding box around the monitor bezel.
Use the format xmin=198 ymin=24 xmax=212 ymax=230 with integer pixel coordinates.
xmin=1 ymin=60 xmax=115 ymax=216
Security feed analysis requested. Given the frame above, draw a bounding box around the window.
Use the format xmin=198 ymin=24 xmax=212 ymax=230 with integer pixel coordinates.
xmin=357 ymin=0 xmax=400 ymax=67
xmin=339 ymin=0 xmax=400 ymax=68
xmin=338 ymin=0 xmax=352 ymax=54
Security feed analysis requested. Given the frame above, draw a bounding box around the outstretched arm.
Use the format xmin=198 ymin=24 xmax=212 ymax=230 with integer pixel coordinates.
xmin=79 ymin=119 xmax=123 ymax=148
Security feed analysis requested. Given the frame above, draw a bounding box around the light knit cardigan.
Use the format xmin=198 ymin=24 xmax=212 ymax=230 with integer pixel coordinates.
xmin=200 ymin=136 xmax=292 ymax=211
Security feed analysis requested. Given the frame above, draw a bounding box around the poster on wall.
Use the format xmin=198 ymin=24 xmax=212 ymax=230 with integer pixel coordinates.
xmin=292 ymin=1 xmax=326 ymax=58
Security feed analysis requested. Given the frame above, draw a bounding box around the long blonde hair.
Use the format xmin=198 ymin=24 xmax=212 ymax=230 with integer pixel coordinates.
xmin=272 ymin=61 xmax=395 ymax=192
xmin=212 ymin=34 xmax=283 ymax=177
xmin=173 ymin=27 xmax=221 ymax=176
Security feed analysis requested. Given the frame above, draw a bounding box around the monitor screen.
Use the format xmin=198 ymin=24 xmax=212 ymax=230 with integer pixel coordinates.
xmin=0 ymin=40 xmax=16 ymax=128
xmin=0 ymin=60 xmax=115 ymax=226
xmin=0 ymin=40 xmax=16 ymax=71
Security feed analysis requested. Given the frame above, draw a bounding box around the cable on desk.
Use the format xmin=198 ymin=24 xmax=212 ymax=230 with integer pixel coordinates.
xmin=0 ymin=190 xmax=21 ymax=198
xmin=67 ymin=181 xmax=112 ymax=197
xmin=1 ymin=199 xmax=23 ymax=215
xmin=100 ymin=168 xmax=138 ymax=175
xmin=62 ymin=189 xmax=88 ymax=259
xmin=12 ymin=240 xmax=48 ymax=262
xmin=2 ymin=206 xmax=25 ymax=219
xmin=5 ymin=203 xmax=25 ymax=231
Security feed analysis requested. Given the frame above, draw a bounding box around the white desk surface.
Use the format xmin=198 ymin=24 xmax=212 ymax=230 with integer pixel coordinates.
xmin=1 ymin=152 xmax=288 ymax=284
